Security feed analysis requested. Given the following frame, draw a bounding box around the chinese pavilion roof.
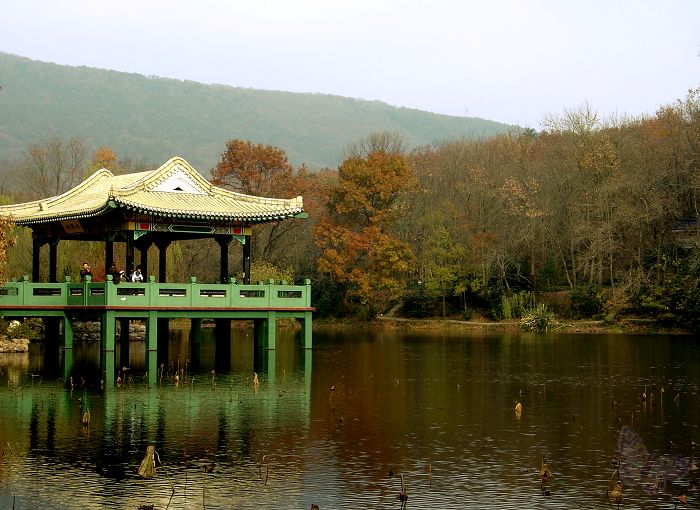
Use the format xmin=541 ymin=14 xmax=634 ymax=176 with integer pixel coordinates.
xmin=0 ymin=156 xmax=304 ymax=226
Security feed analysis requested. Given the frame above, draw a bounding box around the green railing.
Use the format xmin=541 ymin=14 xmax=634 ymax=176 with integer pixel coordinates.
xmin=0 ymin=275 xmax=312 ymax=310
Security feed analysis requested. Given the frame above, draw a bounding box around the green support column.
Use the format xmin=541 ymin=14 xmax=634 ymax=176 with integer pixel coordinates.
xmin=62 ymin=313 xmax=74 ymax=350
xmin=267 ymin=311 xmax=277 ymax=349
xmin=146 ymin=312 xmax=158 ymax=351
xmin=190 ymin=318 xmax=202 ymax=371
xmin=254 ymin=319 xmax=266 ymax=348
xmin=101 ymin=310 xmax=116 ymax=386
xmin=61 ymin=348 xmax=74 ymax=382
xmin=119 ymin=318 xmax=130 ymax=369
xmin=145 ymin=311 xmax=158 ymax=386
xmin=265 ymin=349 xmax=276 ymax=388
xmin=302 ymin=311 xmax=313 ymax=349
xmin=101 ymin=310 xmax=116 ymax=351
xmin=304 ymin=348 xmax=312 ymax=396
xmin=101 ymin=350 xmax=116 ymax=387
xmin=254 ymin=311 xmax=277 ymax=350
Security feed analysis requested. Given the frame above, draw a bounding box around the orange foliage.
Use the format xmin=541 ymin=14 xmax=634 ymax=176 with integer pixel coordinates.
xmin=212 ymin=139 xmax=294 ymax=197
xmin=314 ymin=151 xmax=416 ymax=312
xmin=91 ymin=146 xmax=117 ymax=171
xmin=329 ymin=151 xmax=416 ymax=227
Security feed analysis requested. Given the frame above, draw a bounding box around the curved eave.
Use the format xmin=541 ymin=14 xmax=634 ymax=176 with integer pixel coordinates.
xmin=113 ymin=197 xmax=304 ymax=223
xmin=12 ymin=204 xmax=115 ymax=226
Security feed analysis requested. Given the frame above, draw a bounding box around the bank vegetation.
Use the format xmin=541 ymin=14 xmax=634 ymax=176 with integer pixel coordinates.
xmin=1 ymin=89 xmax=699 ymax=332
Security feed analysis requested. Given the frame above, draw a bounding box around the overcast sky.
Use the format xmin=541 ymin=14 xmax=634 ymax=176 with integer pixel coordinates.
xmin=2 ymin=0 xmax=699 ymax=128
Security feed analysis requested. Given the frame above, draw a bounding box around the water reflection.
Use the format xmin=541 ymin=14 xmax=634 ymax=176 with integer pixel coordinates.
xmin=0 ymin=329 xmax=698 ymax=509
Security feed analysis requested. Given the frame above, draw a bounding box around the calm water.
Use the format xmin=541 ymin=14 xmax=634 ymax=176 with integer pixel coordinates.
xmin=0 ymin=327 xmax=699 ymax=509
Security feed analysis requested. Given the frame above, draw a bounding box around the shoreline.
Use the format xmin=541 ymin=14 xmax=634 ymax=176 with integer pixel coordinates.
xmin=313 ymin=316 xmax=694 ymax=335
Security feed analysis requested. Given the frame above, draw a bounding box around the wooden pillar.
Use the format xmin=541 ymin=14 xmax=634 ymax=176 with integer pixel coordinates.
xmin=156 ymin=239 xmax=171 ymax=282
xmin=216 ymin=236 xmax=231 ymax=283
xmin=125 ymin=234 xmax=135 ymax=277
xmin=137 ymin=240 xmax=152 ymax=280
xmin=105 ymin=239 xmax=114 ymax=278
xmin=32 ymin=238 xmax=42 ymax=282
xmin=243 ymin=234 xmax=251 ymax=284
xmin=49 ymin=238 xmax=59 ymax=283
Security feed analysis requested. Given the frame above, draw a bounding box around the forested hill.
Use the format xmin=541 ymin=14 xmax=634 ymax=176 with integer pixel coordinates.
xmin=0 ymin=52 xmax=514 ymax=170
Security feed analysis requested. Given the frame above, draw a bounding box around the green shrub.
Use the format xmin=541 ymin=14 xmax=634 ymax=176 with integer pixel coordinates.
xmin=0 ymin=317 xmax=39 ymax=340
xmin=403 ymin=293 xmax=439 ymax=318
xmin=501 ymin=291 xmax=537 ymax=320
xmin=520 ymin=304 xmax=557 ymax=332
xmin=570 ymin=285 xmax=604 ymax=318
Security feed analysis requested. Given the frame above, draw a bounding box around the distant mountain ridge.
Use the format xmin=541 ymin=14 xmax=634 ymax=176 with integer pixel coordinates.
xmin=0 ymin=52 xmax=514 ymax=170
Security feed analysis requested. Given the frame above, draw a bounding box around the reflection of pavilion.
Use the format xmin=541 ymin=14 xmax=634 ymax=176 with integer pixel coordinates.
xmin=0 ymin=343 xmax=313 ymax=507
xmin=0 ymin=157 xmax=313 ymax=384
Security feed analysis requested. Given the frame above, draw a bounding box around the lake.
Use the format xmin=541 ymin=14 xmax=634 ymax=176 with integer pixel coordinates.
xmin=0 ymin=326 xmax=698 ymax=509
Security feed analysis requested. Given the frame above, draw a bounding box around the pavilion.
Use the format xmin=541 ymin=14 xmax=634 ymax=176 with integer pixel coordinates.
xmin=0 ymin=155 xmax=306 ymax=283
xmin=0 ymin=156 xmax=313 ymax=384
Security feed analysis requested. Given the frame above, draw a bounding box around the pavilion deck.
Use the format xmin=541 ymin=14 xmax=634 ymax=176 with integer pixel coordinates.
xmin=0 ymin=276 xmax=313 ymax=385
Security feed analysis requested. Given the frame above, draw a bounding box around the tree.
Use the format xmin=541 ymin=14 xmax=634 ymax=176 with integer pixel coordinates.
xmin=421 ymin=222 xmax=466 ymax=317
xmin=0 ymin=215 xmax=15 ymax=284
xmin=343 ymin=131 xmax=406 ymax=160
xmin=211 ymin=139 xmax=310 ymax=266
xmin=314 ymin=150 xmax=416 ymax=317
xmin=25 ymin=137 xmax=87 ymax=198
xmin=212 ymin=139 xmax=294 ymax=197
xmin=90 ymin=146 xmax=118 ymax=172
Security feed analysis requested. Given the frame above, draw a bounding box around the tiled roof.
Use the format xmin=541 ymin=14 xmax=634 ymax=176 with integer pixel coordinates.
xmin=0 ymin=156 xmax=304 ymax=225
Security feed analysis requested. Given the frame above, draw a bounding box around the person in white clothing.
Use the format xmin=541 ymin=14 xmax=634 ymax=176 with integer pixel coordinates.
xmin=131 ymin=265 xmax=144 ymax=283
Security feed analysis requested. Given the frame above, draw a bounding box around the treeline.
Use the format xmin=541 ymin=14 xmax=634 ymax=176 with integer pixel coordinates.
xmin=1 ymin=90 xmax=699 ymax=329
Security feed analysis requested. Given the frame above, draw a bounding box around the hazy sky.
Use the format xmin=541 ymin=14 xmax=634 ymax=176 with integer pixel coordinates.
xmin=2 ymin=0 xmax=699 ymax=128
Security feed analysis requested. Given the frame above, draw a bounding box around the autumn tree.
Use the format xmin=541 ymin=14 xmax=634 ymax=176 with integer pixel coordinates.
xmin=0 ymin=215 xmax=15 ymax=284
xmin=314 ymin=150 xmax=416 ymax=318
xmin=212 ymin=139 xmax=294 ymax=196
xmin=211 ymin=139 xmax=312 ymax=272
xmin=90 ymin=146 xmax=118 ymax=172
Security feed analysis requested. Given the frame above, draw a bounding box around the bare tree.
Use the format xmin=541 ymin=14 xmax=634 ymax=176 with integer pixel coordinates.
xmin=343 ymin=131 xmax=406 ymax=160
xmin=25 ymin=137 xmax=87 ymax=198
